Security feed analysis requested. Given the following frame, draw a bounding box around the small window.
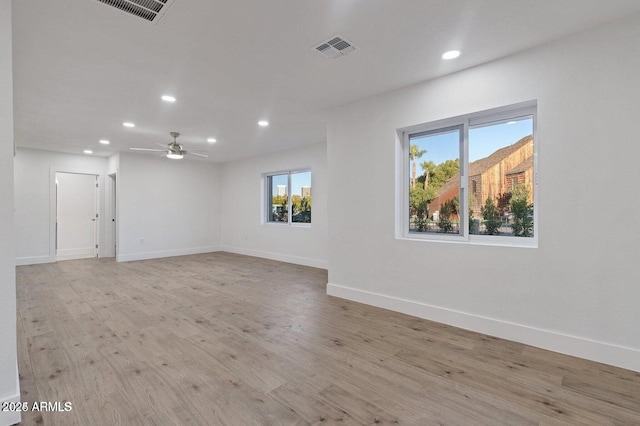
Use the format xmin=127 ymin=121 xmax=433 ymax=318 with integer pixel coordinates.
xmin=400 ymin=101 xmax=537 ymax=247
xmin=265 ymin=170 xmax=311 ymax=225
xmin=510 ymin=177 xmax=518 ymax=191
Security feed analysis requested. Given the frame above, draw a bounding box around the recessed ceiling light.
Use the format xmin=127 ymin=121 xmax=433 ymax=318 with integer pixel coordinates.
xmin=258 ymin=120 xmax=269 ymax=127
xmin=161 ymin=95 xmax=176 ymax=102
xmin=99 ymin=139 xmax=110 ymax=145
xmin=84 ymin=149 xmax=93 ymax=154
xmin=442 ymin=50 xmax=460 ymax=60
xmin=123 ymin=122 xmax=135 ymax=128
xmin=207 ymin=138 xmax=217 ymax=143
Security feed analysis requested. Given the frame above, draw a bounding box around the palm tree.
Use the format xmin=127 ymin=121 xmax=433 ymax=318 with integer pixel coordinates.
xmin=409 ymin=145 xmax=426 ymax=189
xmin=420 ymin=161 xmax=432 ymax=190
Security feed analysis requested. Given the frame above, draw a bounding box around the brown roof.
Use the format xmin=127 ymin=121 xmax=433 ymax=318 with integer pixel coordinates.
xmin=469 ymin=135 xmax=533 ymax=177
xmin=435 ymin=135 xmax=533 ymax=197
xmin=506 ymin=156 xmax=533 ymax=175
xmin=435 ymin=171 xmax=460 ymax=196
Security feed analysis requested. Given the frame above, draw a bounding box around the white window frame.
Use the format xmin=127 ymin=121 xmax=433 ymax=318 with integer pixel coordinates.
xmin=263 ymin=169 xmax=312 ymax=227
xmin=397 ymin=101 xmax=538 ymax=248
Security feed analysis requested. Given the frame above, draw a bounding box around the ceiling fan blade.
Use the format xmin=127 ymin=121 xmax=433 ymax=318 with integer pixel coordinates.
xmin=130 ymin=148 xmax=166 ymax=152
xmin=156 ymin=143 xmax=168 ymax=148
xmin=190 ymin=152 xmax=209 ymax=158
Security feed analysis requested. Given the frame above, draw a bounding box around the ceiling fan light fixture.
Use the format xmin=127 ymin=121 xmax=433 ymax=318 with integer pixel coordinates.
xmin=131 ymin=132 xmax=206 ymax=159
xmin=166 ymin=151 xmax=183 ymax=159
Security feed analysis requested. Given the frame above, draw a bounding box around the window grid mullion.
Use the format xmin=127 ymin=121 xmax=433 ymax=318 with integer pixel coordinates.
xmin=461 ymin=121 xmax=469 ymax=239
xmin=287 ymin=172 xmax=292 ymax=225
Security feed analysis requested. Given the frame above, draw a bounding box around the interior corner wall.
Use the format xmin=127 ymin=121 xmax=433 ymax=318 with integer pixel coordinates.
xmin=107 ymin=152 xmax=119 ymax=175
xmin=14 ymin=148 xmax=108 ymax=264
xmin=0 ymin=2 xmax=20 ymax=425
xmin=326 ymin=15 xmax=640 ymax=371
xmin=220 ymin=142 xmax=328 ymax=269
xmin=116 ymin=152 xmax=222 ymax=261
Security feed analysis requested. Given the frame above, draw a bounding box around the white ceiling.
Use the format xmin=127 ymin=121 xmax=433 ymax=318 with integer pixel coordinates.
xmin=12 ymin=0 xmax=640 ymax=162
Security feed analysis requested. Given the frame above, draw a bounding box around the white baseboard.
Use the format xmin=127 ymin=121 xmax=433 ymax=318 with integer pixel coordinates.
xmin=221 ymin=245 xmax=328 ymax=269
xmin=0 ymin=371 xmax=21 ymax=426
xmin=56 ymin=254 xmax=96 ymax=262
xmin=116 ymin=246 xmax=222 ymax=262
xmin=327 ymin=283 xmax=640 ymax=372
xmin=15 ymin=255 xmax=54 ymax=266
xmin=55 ymin=247 xmax=96 ymax=260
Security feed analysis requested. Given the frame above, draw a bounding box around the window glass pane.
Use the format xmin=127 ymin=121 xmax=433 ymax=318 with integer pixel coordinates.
xmin=268 ymin=173 xmax=288 ymax=222
xmin=408 ymin=128 xmax=461 ymax=234
xmin=291 ymin=171 xmax=312 ymax=223
xmin=469 ymin=116 xmax=534 ymax=237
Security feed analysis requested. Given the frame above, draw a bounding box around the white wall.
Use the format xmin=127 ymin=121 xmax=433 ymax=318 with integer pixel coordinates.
xmin=220 ymin=143 xmax=328 ymax=268
xmin=14 ymin=148 xmax=108 ymax=264
xmin=14 ymin=149 xmax=222 ymax=263
xmin=117 ymin=152 xmax=222 ymax=261
xmin=0 ymin=2 xmax=20 ymax=424
xmin=327 ymin=15 xmax=640 ymax=371
xmin=107 ymin=153 xmax=119 ymax=175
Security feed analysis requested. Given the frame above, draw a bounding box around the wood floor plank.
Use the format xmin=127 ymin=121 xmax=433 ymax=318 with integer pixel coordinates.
xmin=15 ymin=253 xmax=640 ymax=425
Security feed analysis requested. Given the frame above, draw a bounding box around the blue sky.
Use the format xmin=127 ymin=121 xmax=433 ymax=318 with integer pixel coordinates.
xmin=291 ymin=171 xmax=311 ymax=196
xmin=410 ymin=117 xmax=533 ymax=169
xmin=271 ymin=171 xmax=311 ymax=197
xmin=470 ymin=117 xmax=533 ymax=161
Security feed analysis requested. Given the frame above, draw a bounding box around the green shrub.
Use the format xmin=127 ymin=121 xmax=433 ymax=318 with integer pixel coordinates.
xmin=509 ymin=184 xmax=533 ymax=237
xmin=481 ymin=198 xmax=501 ymax=235
xmin=437 ymin=217 xmax=454 ymax=233
xmin=437 ymin=198 xmax=457 ymax=233
xmin=511 ymin=198 xmax=533 ymax=237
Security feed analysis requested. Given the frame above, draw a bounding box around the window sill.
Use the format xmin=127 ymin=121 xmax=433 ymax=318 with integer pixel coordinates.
xmin=264 ymin=222 xmax=312 ymax=228
xmin=398 ymin=234 xmax=537 ymax=248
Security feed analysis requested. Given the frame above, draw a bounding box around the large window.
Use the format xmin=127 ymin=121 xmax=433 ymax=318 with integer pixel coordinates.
xmin=265 ymin=170 xmax=312 ymax=224
xmin=400 ymin=102 xmax=537 ymax=246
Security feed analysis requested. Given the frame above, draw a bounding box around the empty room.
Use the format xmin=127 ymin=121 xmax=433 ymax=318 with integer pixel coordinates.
xmin=2 ymin=0 xmax=640 ymax=425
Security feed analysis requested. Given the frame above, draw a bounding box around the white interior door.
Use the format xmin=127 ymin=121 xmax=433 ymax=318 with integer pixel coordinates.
xmin=56 ymin=172 xmax=98 ymax=260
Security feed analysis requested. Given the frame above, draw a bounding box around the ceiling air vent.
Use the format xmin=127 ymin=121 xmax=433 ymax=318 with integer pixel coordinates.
xmin=93 ymin=0 xmax=175 ymax=24
xmin=314 ymin=35 xmax=356 ymax=59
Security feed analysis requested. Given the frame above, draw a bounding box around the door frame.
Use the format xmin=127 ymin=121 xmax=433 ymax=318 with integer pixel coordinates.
xmin=49 ymin=167 xmax=104 ymax=261
xmin=107 ymin=172 xmax=118 ymax=258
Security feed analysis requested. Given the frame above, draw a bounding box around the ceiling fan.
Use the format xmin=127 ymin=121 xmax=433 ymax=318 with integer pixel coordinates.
xmin=130 ymin=132 xmax=208 ymax=159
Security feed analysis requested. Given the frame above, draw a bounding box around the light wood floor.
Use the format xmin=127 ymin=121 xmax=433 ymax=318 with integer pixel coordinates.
xmin=16 ymin=252 xmax=640 ymax=425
